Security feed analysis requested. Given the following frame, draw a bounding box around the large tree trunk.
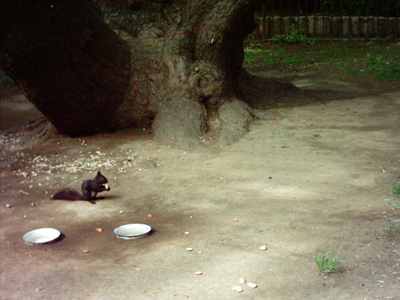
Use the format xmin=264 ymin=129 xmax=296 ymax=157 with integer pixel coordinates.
xmin=0 ymin=0 xmax=154 ymax=136
xmin=0 ymin=0 xmax=330 ymax=148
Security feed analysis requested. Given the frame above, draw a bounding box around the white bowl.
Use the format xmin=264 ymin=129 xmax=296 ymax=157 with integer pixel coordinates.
xmin=23 ymin=228 xmax=61 ymax=245
xmin=114 ymin=224 xmax=152 ymax=240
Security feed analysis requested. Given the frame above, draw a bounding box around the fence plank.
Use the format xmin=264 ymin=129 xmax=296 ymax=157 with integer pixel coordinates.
xmin=358 ymin=0 xmax=361 ymax=38
xmin=262 ymin=2 xmax=266 ymax=41
xmin=254 ymin=0 xmax=400 ymax=40
xmin=397 ymin=0 xmax=399 ymax=38
xmin=313 ymin=0 xmax=317 ymax=37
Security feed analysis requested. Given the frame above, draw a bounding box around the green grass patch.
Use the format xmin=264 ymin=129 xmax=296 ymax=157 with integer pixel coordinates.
xmin=366 ymin=53 xmax=400 ymax=81
xmin=390 ymin=182 xmax=400 ymax=197
xmin=283 ymin=57 xmax=305 ymax=65
xmin=243 ymin=41 xmax=400 ymax=82
xmin=315 ymin=247 xmax=341 ymax=275
xmin=385 ymin=223 xmax=400 ymax=235
xmin=244 ymin=49 xmax=283 ymax=65
xmin=271 ymin=24 xmax=316 ymax=46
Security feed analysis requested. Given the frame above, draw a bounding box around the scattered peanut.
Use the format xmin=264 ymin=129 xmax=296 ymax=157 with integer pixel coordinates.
xmin=247 ymin=282 xmax=258 ymax=288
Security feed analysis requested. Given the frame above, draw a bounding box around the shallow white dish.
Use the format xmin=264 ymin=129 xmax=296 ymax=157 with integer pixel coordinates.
xmin=23 ymin=228 xmax=61 ymax=245
xmin=114 ymin=224 xmax=152 ymax=240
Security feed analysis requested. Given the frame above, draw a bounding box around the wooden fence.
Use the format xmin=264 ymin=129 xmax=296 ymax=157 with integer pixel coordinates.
xmin=253 ymin=0 xmax=400 ymax=39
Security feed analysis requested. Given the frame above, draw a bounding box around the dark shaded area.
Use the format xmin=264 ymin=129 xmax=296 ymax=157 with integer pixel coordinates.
xmin=0 ymin=0 xmax=360 ymax=147
xmin=0 ymin=0 xmax=132 ymax=136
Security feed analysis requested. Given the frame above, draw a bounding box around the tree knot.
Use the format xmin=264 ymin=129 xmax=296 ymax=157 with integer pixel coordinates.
xmin=189 ymin=61 xmax=222 ymax=101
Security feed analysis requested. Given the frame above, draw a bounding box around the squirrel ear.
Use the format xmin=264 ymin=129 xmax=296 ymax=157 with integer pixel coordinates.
xmin=97 ymin=171 xmax=101 ymax=175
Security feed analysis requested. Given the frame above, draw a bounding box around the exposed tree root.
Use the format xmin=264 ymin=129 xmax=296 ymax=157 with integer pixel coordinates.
xmin=1 ymin=117 xmax=58 ymax=151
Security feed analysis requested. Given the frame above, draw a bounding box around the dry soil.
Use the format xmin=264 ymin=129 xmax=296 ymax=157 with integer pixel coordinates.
xmin=0 ymin=71 xmax=399 ymax=300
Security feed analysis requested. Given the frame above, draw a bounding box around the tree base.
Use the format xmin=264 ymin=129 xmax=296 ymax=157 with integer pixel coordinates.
xmin=1 ymin=117 xmax=58 ymax=151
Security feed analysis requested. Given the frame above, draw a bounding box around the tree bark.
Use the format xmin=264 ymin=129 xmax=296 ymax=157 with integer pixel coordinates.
xmin=0 ymin=0 xmax=336 ymax=148
xmin=0 ymin=0 xmax=142 ymax=136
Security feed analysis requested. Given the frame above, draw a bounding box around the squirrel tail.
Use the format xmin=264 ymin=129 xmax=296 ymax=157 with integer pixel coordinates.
xmin=52 ymin=188 xmax=83 ymax=200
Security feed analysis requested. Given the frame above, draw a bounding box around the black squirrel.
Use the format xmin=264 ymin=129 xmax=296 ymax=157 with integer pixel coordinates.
xmin=52 ymin=171 xmax=110 ymax=204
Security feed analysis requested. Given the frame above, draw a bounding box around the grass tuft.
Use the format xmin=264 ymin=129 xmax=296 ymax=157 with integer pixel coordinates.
xmin=243 ymin=42 xmax=400 ymax=82
xmin=390 ymin=182 xmax=400 ymax=197
xmin=315 ymin=246 xmax=341 ymax=275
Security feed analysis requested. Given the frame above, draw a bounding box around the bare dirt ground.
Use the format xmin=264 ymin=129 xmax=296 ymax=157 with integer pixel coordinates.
xmin=1 ymin=71 xmax=399 ymax=300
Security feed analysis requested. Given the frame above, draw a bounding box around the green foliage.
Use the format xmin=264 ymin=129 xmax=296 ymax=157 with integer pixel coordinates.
xmin=272 ymin=24 xmax=315 ymax=46
xmin=244 ymin=41 xmax=400 ymax=82
xmin=315 ymin=247 xmax=341 ymax=275
xmin=391 ymin=223 xmax=400 ymax=233
xmin=390 ymin=182 xmax=400 ymax=197
xmin=283 ymin=57 xmax=305 ymax=64
xmin=243 ymin=49 xmax=282 ymax=65
xmin=271 ymin=34 xmax=287 ymax=45
xmin=381 ymin=223 xmax=400 ymax=236
xmin=245 ymin=42 xmax=261 ymax=50
xmin=248 ymin=32 xmax=257 ymax=41
xmin=366 ymin=53 xmax=400 ymax=81
xmin=346 ymin=67 xmax=358 ymax=75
